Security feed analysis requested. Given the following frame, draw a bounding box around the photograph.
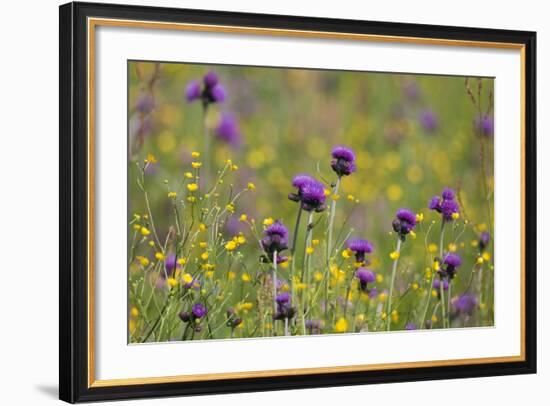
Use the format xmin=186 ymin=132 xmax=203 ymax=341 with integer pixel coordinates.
xmin=127 ymin=61 xmax=495 ymax=343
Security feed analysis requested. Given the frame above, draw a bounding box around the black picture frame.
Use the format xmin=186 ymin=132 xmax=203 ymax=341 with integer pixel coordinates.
xmin=59 ymin=1 xmax=537 ymax=403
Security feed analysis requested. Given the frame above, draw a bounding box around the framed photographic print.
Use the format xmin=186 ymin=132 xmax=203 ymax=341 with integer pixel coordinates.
xmin=59 ymin=1 xmax=537 ymax=403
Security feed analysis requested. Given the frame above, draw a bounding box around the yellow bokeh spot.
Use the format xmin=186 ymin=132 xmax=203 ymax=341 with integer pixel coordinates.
xmin=406 ymin=165 xmax=423 ymax=184
xmin=157 ymin=131 xmax=176 ymax=154
xmin=386 ymin=184 xmax=403 ymax=201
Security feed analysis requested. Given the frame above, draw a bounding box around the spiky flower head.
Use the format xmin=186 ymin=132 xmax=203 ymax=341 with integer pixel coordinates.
xmin=261 ymin=220 xmax=289 ymax=260
xmin=273 ymin=293 xmax=296 ymax=321
xmin=300 ymin=180 xmax=327 ymax=212
xmin=215 ymin=113 xmax=241 ymax=147
xmin=185 ymin=71 xmax=226 ymax=106
xmin=191 ymin=302 xmax=208 ymax=318
xmin=346 ymin=238 xmax=373 ymax=263
xmin=355 ymin=268 xmax=376 ymax=292
xmin=330 ymin=145 xmax=356 ymax=177
xmin=428 ymin=187 xmax=460 ymax=221
xmin=452 ymin=294 xmax=478 ymax=316
xmin=392 ymin=208 xmax=417 ymax=239
xmin=419 ymin=108 xmax=438 ymax=132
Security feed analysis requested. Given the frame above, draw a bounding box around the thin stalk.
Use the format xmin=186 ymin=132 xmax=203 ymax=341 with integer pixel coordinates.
xmin=386 ymin=237 xmax=402 ymax=331
xmin=300 ymin=211 xmax=314 ymax=335
xmin=202 ymin=105 xmax=210 ymax=186
xmin=290 ymin=206 xmax=303 ymax=299
xmin=438 ymin=221 xmax=447 ymax=328
xmin=447 ymin=281 xmax=452 ymax=327
xmin=272 ymin=250 xmax=278 ymax=324
xmin=440 ymin=278 xmax=447 ymax=328
xmin=326 ymin=178 xmax=341 ymax=259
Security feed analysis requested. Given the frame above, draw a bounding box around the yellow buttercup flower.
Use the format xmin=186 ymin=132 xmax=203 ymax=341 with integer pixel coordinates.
xmin=226 ymin=203 xmax=235 ymax=213
xmin=155 ymin=252 xmax=165 ymax=261
xmin=342 ymin=249 xmax=352 ymax=259
xmin=448 ymin=243 xmax=457 ymax=252
xmin=451 ymin=212 xmax=460 ymax=220
xmin=236 ymin=235 xmax=246 ymax=245
xmin=200 ymin=252 xmax=209 ymax=261
xmin=144 ymin=153 xmax=157 ymax=164
xmin=376 ymin=274 xmax=383 ymax=283
xmin=133 ymin=224 xmax=141 ymax=231
xmin=416 ymin=213 xmax=424 ymax=222
xmin=241 ymin=273 xmax=251 ymax=282
xmin=482 ymin=252 xmax=491 ymax=261
xmin=428 ymin=243 xmax=438 ymax=254
xmin=239 ymin=214 xmax=248 ymax=222
xmin=187 ymin=183 xmax=198 ymax=192
xmin=167 ymin=278 xmax=178 ymax=288
xmin=191 ymin=151 xmax=200 ymax=158
xmin=389 ymin=251 xmax=400 ymax=260
xmin=177 ymin=258 xmax=186 ymax=266
xmin=191 ymin=161 xmax=202 ymax=169
xmin=167 ymin=191 xmax=177 ymax=199
xmin=130 ymin=307 xmax=139 ymax=318
xmin=140 ymin=226 xmax=151 ymax=236
xmin=334 ymin=318 xmax=348 ymax=333
xmin=312 ymin=239 xmax=320 ymax=246
xmin=225 ymin=241 xmax=237 ymax=251
xmin=199 ymin=242 xmax=208 ymax=249
xmin=306 ymin=246 xmax=314 ymax=255
xmin=199 ymin=223 xmax=207 ymax=232
xmin=136 ymin=256 xmax=149 ymax=267
xmin=184 ymin=172 xmax=193 ymax=179
xmin=314 ymin=272 xmax=323 ymax=282
xmin=263 ymin=217 xmax=274 ymax=226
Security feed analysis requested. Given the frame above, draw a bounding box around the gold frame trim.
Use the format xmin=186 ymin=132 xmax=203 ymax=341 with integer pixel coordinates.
xmin=87 ymin=17 xmax=526 ymax=388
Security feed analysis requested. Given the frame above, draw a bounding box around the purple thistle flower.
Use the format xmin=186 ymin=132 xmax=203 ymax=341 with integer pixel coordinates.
xmin=475 ymin=114 xmax=494 ymax=137
xmin=355 ymin=268 xmax=376 ymax=292
xmin=191 ymin=303 xmax=208 ymax=319
xmin=419 ymin=109 xmax=438 ymax=132
xmin=185 ymin=80 xmax=201 ymax=102
xmin=184 ymin=71 xmax=226 ymax=106
xmin=330 ymin=145 xmax=356 ymax=177
xmin=368 ymin=287 xmax=379 ymax=299
xmin=135 ymin=93 xmax=155 ymax=114
xmin=305 ymin=319 xmax=323 ymax=334
xmin=288 ymin=174 xmax=317 ymax=203
xmin=215 ymin=113 xmax=241 ymax=147
xmin=210 ymin=84 xmax=226 ymax=103
xmin=428 ymin=187 xmax=459 ymax=221
xmin=441 ymin=253 xmax=462 ymax=279
xmin=203 ymin=71 xmax=218 ymax=87
xmin=179 ymin=311 xmax=191 ymax=323
xmin=428 ymin=196 xmax=441 ymax=211
xmin=261 ymin=220 xmax=289 ymax=259
xmin=292 ymin=174 xmax=316 ymax=189
xmin=275 ymin=292 xmax=291 ymax=304
xmin=346 ymin=238 xmax=373 ymax=263
xmin=432 ymin=278 xmax=449 ymax=291
xmin=479 ymin=231 xmax=491 ymax=251
xmin=440 ymin=199 xmax=460 ymax=221
xmin=165 ymin=254 xmax=177 ymax=275
xmin=300 ymin=181 xmax=327 ymax=212
xmin=452 ymin=294 xmax=478 ymax=316
xmin=405 ymin=322 xmax=417 ymax=330
xmin=441 ymin=187 xmax=455 ymax=200
xmin=273 ymin=293 xmax=296 ymax=320
xmin=392 ymin=208 xmax=417 ymax=238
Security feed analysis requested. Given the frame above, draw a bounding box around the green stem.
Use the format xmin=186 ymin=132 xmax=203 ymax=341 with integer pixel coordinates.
xmin=387 ymin=237 xmax=402 ymax=331
xmin=273 ymin=250 xmax=278 ymax=331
